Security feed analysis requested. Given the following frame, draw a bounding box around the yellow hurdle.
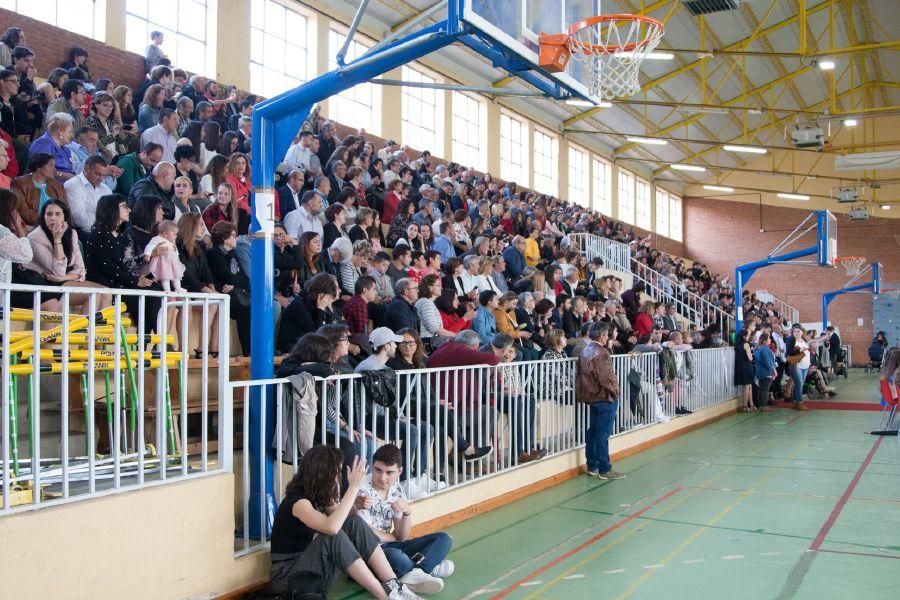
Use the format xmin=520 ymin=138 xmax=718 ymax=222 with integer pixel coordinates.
xmin=7 ymin=358 xmax=182 ymax=376
xmin=20 ymin=349 xmax=177 ymax=362
xmin=4 ymin=332 xmax=174 ymax=345
xmin=6 ymin=307 xmax=121 ymax=356
xmin=5 ymin=307 xmax=132 ymax=326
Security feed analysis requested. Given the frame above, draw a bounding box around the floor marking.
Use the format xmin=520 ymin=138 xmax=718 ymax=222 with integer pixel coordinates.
xmin=815 ymin=548 xmax=900 ymax=561
xmin=518 ymin=581 xmax=542 ymax=587
xmin=562 ymin=574 xmax=586 ymax=580
xmin=760 ymin=552 xmax=783 ymax=556
xmin=643 ymin=564 xmax=665 ymax=569
xmin=682 ymin=559 xmax=705 ymax=564
xmin=722 ymin=555 xmax=744 ymax=560
xmin=603 ymin=569 xmax=626 ymax=574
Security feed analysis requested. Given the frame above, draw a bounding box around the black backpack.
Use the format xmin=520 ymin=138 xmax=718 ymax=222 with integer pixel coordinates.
xmin=358 ymin=368 xmax=398 ymax=408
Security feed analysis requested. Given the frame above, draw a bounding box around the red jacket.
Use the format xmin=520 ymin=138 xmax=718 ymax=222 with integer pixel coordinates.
xmin=425 ymin=341 xmax=500 ymax=409
xmin=634 ymin=312 xmax=654 ymax=339
xmin=440 ymin=311 xmax=471 ymax=334
xmin=382 ymin=190 xmax=400 ymax=225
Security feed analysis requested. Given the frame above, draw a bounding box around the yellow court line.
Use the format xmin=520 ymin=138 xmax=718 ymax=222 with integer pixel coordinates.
xmin=522 ymin=438 xmax=782 ymax=599
xmin=613 ymin=443 xmax=809 ymax=600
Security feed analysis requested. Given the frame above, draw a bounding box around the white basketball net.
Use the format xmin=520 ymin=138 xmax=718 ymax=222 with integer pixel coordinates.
xmin=567 ymin=17 xmax=664 ymax=100
xmin=836 ymin=256 xmax=866 ymax=277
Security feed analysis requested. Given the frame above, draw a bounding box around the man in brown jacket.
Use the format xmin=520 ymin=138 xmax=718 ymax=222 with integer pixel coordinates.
xmin=575 ymin=322 xmax=625 ymax=480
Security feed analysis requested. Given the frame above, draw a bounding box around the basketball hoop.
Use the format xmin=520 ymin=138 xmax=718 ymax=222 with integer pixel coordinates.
xmin=880 ymin=288 xmax=899 ymax=297
xmin=833 ymin=256 xmax=867 ymax=277
xmin=540 ymin=14 xmax=665 ymax=99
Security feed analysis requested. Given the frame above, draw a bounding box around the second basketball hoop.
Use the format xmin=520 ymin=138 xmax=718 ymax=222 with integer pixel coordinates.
xmin=540 ymin=14 xmax=665 ymax=100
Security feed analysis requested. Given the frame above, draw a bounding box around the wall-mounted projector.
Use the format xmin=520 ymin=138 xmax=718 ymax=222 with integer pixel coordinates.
xmin=848 ymin=206 xmax=868 ymax=220
xmin=835 ymin=187 xmax=859 ymax=203
xmin=791 ymin=125 xmax=825 ymax=150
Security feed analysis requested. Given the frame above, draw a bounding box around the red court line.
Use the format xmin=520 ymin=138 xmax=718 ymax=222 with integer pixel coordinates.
xmin=810 ymin=437 xmax=883 ymax=551
xmin=803 ymin=401 xmax=883 ymax=412
xmin=816 ymin=548 xmax=900 ymax=560
xmin=489 ymin=486 xmax=683 ymax=599
xmin=785 ymin=411 xmax=808 ymax=425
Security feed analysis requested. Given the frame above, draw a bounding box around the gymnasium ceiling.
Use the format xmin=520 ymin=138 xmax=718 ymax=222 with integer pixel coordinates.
xmin=297 ymin=0 xmax=899 ymax=213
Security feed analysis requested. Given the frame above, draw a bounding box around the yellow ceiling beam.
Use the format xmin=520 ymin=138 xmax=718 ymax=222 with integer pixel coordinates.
xmin=492 ymin=76 xmax=516 ymax=88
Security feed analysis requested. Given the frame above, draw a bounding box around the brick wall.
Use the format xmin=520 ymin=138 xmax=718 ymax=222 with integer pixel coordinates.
xmin=682 ymin=197 xmax=900 ymax=365
xmin=0 ymin=8 xmax=146 ymax=90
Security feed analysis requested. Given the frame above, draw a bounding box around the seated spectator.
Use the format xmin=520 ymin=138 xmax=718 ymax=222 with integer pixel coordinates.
xmin=114 ymin=142 xmax=162 ymax=196
xmin=633 ymin=300 xmax=656 ymax=340
xmin=0 ymin=188 xmax=41 ymax=309
xmin=435 ymin=288 xmax=475 ymax=337
xmin=414 ymin=274 xmax=456 ymax=350
xmin=349 ymin=207 xmax=375 ymax=244
xmin=0 ymin=139 xmax=13 ymax=187
xmin=355 ymin=444 xmax=454 ymax=595
xmin=0 ymin=28 xmax=24 ymax=69
xmin=137 ymin=84 xmax=165 ymax=133
xmin=60 ymin=47 xmax=90 ymax=82
xmin=284 ymin=189 xmax=324 ymax=241
xmin=45 ymin=79 xmax=85 ymax=133
xmin=128 ymin=161 xmax=176 ymax=220
xmin=430 ymin=221 xmax=456 ymax=263
xmin=384 ymin=278 xmax=421 ymax=333
xmin=322 ymin=202 xmax=349 ymax=250
xmin=206 ymin=221 xmax=251 ymax=355
xmin=202 ymin=181 xmax=241 ymax=233
xmin=386 ymin=246 xmax=412 ymax=288
xmin=340 ymin=239 xmax=373 ymax=297
xmin=176 ymin=213 xmax=219 ymax=355
xmin=296 ymin=231 xmax=323 ymax=287
xmin=140 ymin=108 xmax=178 ymax=163
xmin=343 ymin=274 xmax=377 ymax=335
xmin=494 ymin=291 xmax=536 ymax=358
xmin=11 ymin=153 xmax=65 ymax=227
xmin=268 ymin=445 xmax=420 ymax=599
xmin=471 ymin=290 xmax=499 ymax=347
xmin=225 ymin=152 xmax=251 ymax=213
xmin=30 ymin=112 xmax=76 ymax=180
xmin=64 ymin=154 xmax=112 ymax=233
xmin=502 ymin=235 xmax=527 ymax=280
xmin=368 ymin=251 xmax=395 ymax=306
xmin=24 ymin=198 xmax=110 ymax=311
xmin=277 ymin=169 xmax=304 ymax=220
xmin=277 ymin=273 xmax=340 ymax=354
xmin=66 ymin=127 xmax=119 ymax=190
xmin=273 ymin=223 xmax=303 ymax=306
xmin=84 ymin=91 xmax=124 ymax=163
xmin=198 ymin=153 xmax=228 ymax=198
xmin=113 ymin=85 xmax=138 ymax=138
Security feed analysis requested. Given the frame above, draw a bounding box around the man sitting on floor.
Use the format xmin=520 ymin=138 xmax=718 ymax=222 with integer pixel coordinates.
xmin=356 ymin=444 xmax=455 ymax=596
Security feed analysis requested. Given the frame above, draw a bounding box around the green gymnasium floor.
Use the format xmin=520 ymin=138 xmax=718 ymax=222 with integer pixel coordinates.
xmin=333 ymin=370 xmax=899 ymax=599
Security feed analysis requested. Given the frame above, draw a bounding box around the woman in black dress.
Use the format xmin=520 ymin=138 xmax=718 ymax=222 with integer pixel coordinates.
xmin=734 ymin=329 xmax=755 ymax=412
xmin=206 ymin=221 xmax=251 ymax=356
xmin=176 ymin=213 xmax=220 ymax=357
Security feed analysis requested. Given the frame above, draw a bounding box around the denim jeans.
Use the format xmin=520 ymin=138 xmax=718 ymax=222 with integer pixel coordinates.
xmin=371 ymin=419 xmax=434 ymax=479
xmin=792 ymin=367 xmax=808 ymax=402
xmin=586 ymin=400 xmax=618 ymax=473
xmin=325 ymin=420 xmax=377 ymax=466
xmin=381 ymin=532 xmax=453 ymax=577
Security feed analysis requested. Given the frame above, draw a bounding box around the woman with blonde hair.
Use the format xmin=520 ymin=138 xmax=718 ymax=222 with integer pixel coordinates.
xmin=176 ymin=212 xmax=220 ymax=357
xmin=633 ymin=300 xmax=656 ymax=339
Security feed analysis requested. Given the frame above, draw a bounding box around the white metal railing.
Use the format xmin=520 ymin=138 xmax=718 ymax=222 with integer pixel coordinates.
xmin=567 ymin=233 xmax=632 ymax=272
xmin=233 ymin=347 xmax=737 ymax=555
xmin=1 ymin=283 xmax=231 ymax=514
xmin=753 ymin=290 xmax=801 ymax=324
xmin=841 ymin=344 xmax=852 ymax=368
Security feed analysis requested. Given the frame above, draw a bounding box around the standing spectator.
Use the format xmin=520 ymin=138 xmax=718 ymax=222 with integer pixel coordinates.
xmin=11 ymin=47 xmax=42 ymax=136
xmin=206 ymin=221 xmax=251 ymax=355
xmin=575 ymin=322 xmax=624 ymax=479
xmin=140 ymin=108 xmax=178 ymax=163
xmin=316 ymin=121 xmax=338 ymax=170
xmin=144 ymin=31 xmax=168 ymax=73
xmin=754 ymin=332 xmax=776 ymax=412
xmin=734 ymin=329 xmax=755 ymax=412
xmin=64 ymin=155 xmax=112 ymax=233
xmin=785 ymin=325 xmax=810 ymax=411
xmin=11 ymin=153 xmax=65 ymax=227
xmin=0 ymin=27 xmax=24 ymax=68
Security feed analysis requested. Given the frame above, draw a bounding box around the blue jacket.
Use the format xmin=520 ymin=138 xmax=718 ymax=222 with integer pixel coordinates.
xmin=753 ymin=345 xmax=776 ymax=380
xmin=431 ymin=234 xmax=456 ymax=262
xmin=471 ymin=306 xmax=497 ymax=346
xmin=502 ymin=245 xmax=525 ymax=280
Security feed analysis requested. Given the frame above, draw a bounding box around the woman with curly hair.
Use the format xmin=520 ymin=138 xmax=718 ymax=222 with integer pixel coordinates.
xmin=269 ymin=443 xmax=418 ymax=599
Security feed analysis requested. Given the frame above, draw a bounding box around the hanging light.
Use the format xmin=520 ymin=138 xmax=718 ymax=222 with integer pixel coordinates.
xmin=777 ymin=193 xmax=810 ymax=201
xmin=703 ymin=185 xmax=734 ymax=192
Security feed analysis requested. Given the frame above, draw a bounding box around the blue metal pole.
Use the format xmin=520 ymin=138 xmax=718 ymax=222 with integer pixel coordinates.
xmin=821 ymin=282 xmax=875 ymax=331
xmin=246 ymin=26 xmax=461 ymax=539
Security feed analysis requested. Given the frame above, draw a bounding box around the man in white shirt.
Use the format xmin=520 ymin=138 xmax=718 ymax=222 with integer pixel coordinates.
xmin=455 ymin=255 xmax=481 ymax=299
xmin=140 ymin=108 xmax=179 ymax=163
xmin=355 ymin=444 xmax=454 ymax=596
xmin=65 ymin=155 xmax=112 ymax=232
xmin=283 ymin=190 xmax=324 ymax=240
xmin=283 ymin=130 xmax=315 ymax=174
xmin=377 ymin=140 xmax=397 ymax=163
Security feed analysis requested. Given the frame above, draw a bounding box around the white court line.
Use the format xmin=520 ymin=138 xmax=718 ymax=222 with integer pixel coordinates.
xmin=471 ymin=589 xmax=500 ymax=596
xmin=722 ymin=555 xmax=744 ymax=560
xmin=519 ymin=581 xmax=542 ymax=587
xmin=682 ymin=559 xmax=705 ymax=564
xmin=603 ymin=569 xmax=626 ymax=574
xmin=563 ymin=574 xmax=586 ymax=580
xmin=760 ymin=551 xmax=783 ymax=556
xmin=643 ymin=564 xmax=666 ymax=569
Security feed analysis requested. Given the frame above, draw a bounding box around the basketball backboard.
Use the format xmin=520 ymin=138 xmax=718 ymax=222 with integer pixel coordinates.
xmin=816 ymin=209 xmax=837 ymax=266
xmin=464 ymin=0 xmax=602 ymax=103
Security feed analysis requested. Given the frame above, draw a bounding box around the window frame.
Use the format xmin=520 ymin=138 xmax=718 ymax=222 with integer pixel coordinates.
xmin=634 ymin=175 xmax=651 ymax=230
xmin=592 ymin=156 xmax=612 ymax=214
xmin=655 ymin=187 xmax=670 ymax=238
xmin=401 ymin=63 xmax=444 ymax=155
xmin=125 ymin=0 xmax=215 ymax=75
xmin=327 ymin=26 xmax=382 ymax=135
xmin=5 ymin=0 xmax=106 ymax=41
xmin=567 ymin=143 xmax=589 ymax=207
xmin=450 ymin=90 xmax=485 ymax=170
xmin=617 ymin=168 xmax=635 ymax=225
xmin=250 ymin=0 xmax=315 ymax=99
xmin=499 ymin=110 xmax=529 ymax=186
xmin=532 ymin=126 xmax=559 ymax=196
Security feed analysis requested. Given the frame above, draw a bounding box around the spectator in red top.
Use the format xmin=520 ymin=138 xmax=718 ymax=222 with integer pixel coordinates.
xmin=381 ymin=178 xmax=403 ymax=227
xmin=425 ymin=329 xmax=500 ymax=410
xmin=342 ymin=274 xmax=377 ymax=335
xmin=225 ymin=152 xmax=251 ymax=213
xmin=633 ymin=300 xmax=655 ymax=340
xmin=435 ymin=288 xmax=475 ymax=335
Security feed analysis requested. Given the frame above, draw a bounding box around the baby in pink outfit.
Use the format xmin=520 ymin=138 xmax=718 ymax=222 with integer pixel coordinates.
xmin=144 ymin=220 xmax=186 ymax=292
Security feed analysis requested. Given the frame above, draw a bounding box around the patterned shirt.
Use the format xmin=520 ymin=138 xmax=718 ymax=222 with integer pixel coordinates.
xmin=356 ymin=475 xmax=407 ymax=534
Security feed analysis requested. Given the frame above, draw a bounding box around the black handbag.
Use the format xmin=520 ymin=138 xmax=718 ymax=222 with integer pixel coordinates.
xmin=627 ymin=355 xmax=646 ymax=418
xmin=230 ymin=287 xmax=251 ymax=307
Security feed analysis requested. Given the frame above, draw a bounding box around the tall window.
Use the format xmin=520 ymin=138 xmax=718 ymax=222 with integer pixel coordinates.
xmin=669 ymin=193 xmax=683 ymax=242
xmin=618 ymin=169 xmax=635 ymax=224
xmin=328 ymin=28 xmax=381 ymax=135
xmin=250 ymin=0 xmax=312 ymax=98
xmin=592 ymin=157 xmax=612 ymax=214
xmin=401 ymin=65 xmax=443 ymax=153
xmin=655 ymin=188 xmax=670 ymax=237
xmin=499 ymin=111 xmax=528 ymax=185
xmin=451 ymin=91 xmax=484 ymax=170
xmin=532 ymin=127 xmax=559 ymax=196
xmin=3 ymin=0 xmax=105 ymax=40
xmin=635 ymin=176 xmax=651 ymax=229
xmin=126 ymin=0 xmax=212 ymax=75
xmin=568 ymin=144 xmax=589 ymax=206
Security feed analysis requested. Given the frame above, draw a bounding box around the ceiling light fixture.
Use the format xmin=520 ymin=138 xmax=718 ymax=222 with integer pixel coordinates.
xmin=818 ymin=59 xmax=835 ymax=70
xmin=723 ymin=144 xmax=767 ymax=154
xmin=627 ymin=136 xmax=668 ymax=146
xmin=703 ymin=185 xmax=734 ymax=193
xmin=881 ymin=204 xmax=891 ymax=210
xmin=777 ymin=192 xmax=810 ymax=201
xmin=565 ymin=99 xmax=612 ymax=108
xmin=843 ymin=118 xmax=858 ymax=127
xmin=671 ymin=164 xmax=707 ymax=172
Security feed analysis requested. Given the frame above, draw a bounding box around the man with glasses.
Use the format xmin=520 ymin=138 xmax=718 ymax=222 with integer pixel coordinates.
xmin=385 ymin=278 xmax=421 ymax=333
xmin=46 ymin=79 xmax=86 ymax=132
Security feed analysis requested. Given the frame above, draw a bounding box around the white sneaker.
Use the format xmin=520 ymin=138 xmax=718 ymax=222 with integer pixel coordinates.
xmin=430 ymin=559 xmax=455 ymax=578
xmin=386 ymin=580 xmax=424 ymax=600
xmin=405 ymin=477 xmax=427 ymax=500
xmin=399 ymin=568 xmax=444 ymax=595
xmin=656 ymin=413 xmax=671 ymax=423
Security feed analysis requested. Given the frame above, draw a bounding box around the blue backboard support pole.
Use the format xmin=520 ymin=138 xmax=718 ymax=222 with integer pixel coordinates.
xmin=821 ymin=263 xmax=882 ymax=330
